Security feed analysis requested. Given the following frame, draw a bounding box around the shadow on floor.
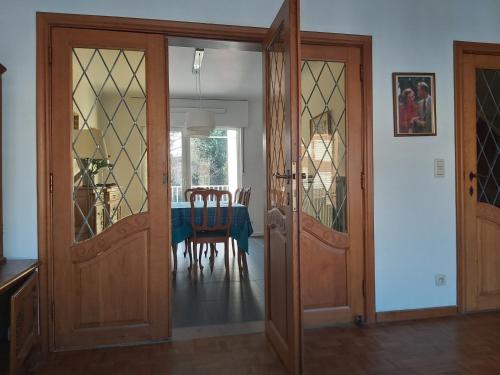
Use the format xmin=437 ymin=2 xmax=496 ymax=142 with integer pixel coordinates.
xmin=172 ymin=237 xmax=265 ymax=329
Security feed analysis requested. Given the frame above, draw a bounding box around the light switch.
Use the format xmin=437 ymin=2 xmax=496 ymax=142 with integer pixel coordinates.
xmin=434 ymin=159 xmax=445 ymax=177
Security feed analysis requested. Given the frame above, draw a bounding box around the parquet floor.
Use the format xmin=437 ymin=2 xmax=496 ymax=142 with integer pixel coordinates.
xmin=304 ymin=311 xmax=500 ymax=375
xmin=33 ymin=312 xmax=500 ymax=375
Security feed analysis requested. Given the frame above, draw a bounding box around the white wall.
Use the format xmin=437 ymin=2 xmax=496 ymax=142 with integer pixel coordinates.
xmin=1 ymin=0 xmax=500 ymax=312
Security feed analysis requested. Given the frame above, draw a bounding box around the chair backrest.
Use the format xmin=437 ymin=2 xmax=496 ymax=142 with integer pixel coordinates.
xmin=185 ymin=188 xmax=201 ymax=202
xmin=240 ymin=187 xmax=251 ymax=207
xmin=190 ymin=189 xmax=233 ymax=236
xmin=234 ymin=187 xmax=242 ymax=203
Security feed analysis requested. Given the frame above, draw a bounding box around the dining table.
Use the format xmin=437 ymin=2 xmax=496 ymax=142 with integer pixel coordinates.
xmin=171 ymin=201 xmax=253 ymax=272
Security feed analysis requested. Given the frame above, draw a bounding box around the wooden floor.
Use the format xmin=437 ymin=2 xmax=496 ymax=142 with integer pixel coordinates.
xmin=33 ymin=333 xmax=287 ymax=375
xmin=304 ymin=312 xmax=500 ymax=374
xmin=33 ymin=312 xmax=500 ymax=374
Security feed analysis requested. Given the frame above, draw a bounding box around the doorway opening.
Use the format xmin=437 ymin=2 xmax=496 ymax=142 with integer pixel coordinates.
xmin=167 ymin=38 xmax=266 ymax=339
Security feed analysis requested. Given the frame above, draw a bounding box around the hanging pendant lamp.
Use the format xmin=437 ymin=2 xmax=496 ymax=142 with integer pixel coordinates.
xmin=184 ymin=48 xmax=215 ymax=137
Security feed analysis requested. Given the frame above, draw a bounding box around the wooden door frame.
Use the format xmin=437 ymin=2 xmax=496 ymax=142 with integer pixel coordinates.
xmin=36 ymin=12 xmax=374 ymax=355
xmin=454 ymin=41 xmax=500 ymax=313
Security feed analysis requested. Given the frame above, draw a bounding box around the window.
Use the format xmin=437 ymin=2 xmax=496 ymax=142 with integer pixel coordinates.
xmin=170 ymin=128 xmax=240 ymax=202
xmin=191 ymin=129 xmax=228 ymax=187
xmin=170 ymin=130 xmax=183 ymax=202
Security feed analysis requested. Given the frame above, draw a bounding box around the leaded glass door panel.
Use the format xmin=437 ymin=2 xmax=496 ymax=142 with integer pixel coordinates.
xmin=263 ymin=0 xmax=302 ymax=372
xmin=463 ymin=53 xmax=500 ymax=312
xmin=299 ymin=44 xmax=365 ymax=327
xmin=51 ymin=28 xmax=170 ymax=350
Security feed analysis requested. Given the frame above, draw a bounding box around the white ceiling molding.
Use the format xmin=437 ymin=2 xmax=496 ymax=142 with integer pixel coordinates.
xmin=170 ymin=98 xmax=249 ymax=129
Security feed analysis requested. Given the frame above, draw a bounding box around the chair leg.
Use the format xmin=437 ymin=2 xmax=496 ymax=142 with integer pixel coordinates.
xmin=187 ymin=241 xmax=193 ymax=270
xmin=204 ymin=243 xmax=208 ymax=257
xmin=237 ymin=249 xmax=242 ymax=271
xmin=224 ymin=240 xmax=230 ymax=276
xmin=232 ymin=238 xmax=236 ymax=257
xmin=198 ymin=243 xmax=204 ymax=269
xmin=172 ymin=243 xmax=178 ymax=273
xmin=242 ymin=251 xmax=248 ymax=270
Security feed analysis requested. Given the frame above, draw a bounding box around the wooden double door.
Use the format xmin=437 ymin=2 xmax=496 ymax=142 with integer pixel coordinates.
xmin=459 ymin=49 xmax=500 ymax=312
xmin=48 ymin=1 xmax=302 ymax=372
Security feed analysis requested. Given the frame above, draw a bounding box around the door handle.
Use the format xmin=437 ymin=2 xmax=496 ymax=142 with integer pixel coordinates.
xmin=292 ymin=172 xmax=308 ymax=180
xmin=469 ymin=171 xmax=477 ymax=181
xmin=273 ymin=170 xmax=292 ymax=183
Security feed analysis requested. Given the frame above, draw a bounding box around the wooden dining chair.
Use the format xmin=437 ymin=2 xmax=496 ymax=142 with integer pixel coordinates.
xmin=182 ymin=188 xmax=203 ymax=258
xmin=188 ymin=189 xmax=233 ymax=274
xmin=234 ymin=187 xmax=242 ymax=204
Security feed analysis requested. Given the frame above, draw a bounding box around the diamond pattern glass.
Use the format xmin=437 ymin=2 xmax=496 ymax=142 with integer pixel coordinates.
xmin=268 ymin=32 xmax=287 ymax=210
xmin=476 ymin=69 xmax=500 ymax=208
xmin=72 ymin=48 xmax=148 ymax=242
xmin=300 ymin=60 xmax=347 ymax=232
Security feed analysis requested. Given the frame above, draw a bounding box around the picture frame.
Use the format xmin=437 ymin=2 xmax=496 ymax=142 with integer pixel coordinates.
xmin=310 ymin=110 xmax=332 ymax=135
xmin=392 ymin=72 xmax=437 ymax=136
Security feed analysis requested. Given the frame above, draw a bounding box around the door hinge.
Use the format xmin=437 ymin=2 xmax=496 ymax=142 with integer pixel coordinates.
xmin=362 ymin=279 xmax=366 ymax=297
xmin=48 ymin=45 xmax=52 ymax=65
xmin=360 ymin=171 xmax=365 ymax=190
xmin=51 ymin=301 xmax=55 ymax=322
xmin=49 ymin=173 xmax=54 ymax=193
xmin=359 ymin=64 xmax=364 ymax=82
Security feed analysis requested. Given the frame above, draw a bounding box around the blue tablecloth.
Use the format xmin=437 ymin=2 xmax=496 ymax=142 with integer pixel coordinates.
xmin=171 ymin=202 xmax=254 ymax=253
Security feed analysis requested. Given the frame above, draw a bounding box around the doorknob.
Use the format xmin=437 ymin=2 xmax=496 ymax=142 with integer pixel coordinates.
xmin=469 ymin=171 xmax=477 ymax=181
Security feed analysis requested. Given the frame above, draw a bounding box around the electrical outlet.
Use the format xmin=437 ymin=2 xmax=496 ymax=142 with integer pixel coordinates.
xmin=435 ymin=274 xmax=447 ymax=287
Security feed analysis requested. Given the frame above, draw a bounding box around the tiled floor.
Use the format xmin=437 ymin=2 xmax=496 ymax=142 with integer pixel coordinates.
xmin=172 ymin=237 xmax=265 ymax=329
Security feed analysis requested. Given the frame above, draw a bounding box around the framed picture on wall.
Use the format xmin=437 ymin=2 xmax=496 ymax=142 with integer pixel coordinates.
xmin=310 ymin=110 xmax=332 ymax=135
xmin=393 ymin=73 xmax=437 ymax=136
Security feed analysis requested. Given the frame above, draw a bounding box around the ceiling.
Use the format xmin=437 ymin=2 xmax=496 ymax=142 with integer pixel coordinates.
xmin=168 ymin=46 xmax=262 ymax=100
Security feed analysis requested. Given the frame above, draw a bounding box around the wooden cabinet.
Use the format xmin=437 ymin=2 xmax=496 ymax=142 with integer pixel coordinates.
xmin=74 ymin=184 xmax=121 ymax=240
xmin=0 ymin=260 xmax=39 ymax=375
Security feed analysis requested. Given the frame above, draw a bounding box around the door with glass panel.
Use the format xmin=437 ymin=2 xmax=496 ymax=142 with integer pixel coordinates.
xmin=263 ymin=0 xmax=301 ymax=372
xmin=299 ymin=44 xmax=364 ymax=326
xmin=462 ymin=54 xmax=500 ymax=312
xmin=51 ymin=28 xmax=170 ymax=349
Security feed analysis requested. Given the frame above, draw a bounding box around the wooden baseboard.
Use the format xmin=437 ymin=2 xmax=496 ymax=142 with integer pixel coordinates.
xmin=376 ymin=306 xmax=457 ymax=323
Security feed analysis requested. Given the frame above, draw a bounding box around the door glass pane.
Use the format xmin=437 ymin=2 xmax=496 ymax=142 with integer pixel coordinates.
xmin=476 ymin=69 xmax=500 ymax=208
xmin=190 ymin=129 xmax=229 ymax=190
xmin=268 ymin=30 xmax=287 ymax=210
xmin=300 ymin=60 xmax=347 ymax=232
xmin=170 ymin=131 xmax=183 ymax=202
xmin=72 ymin=47 xmax=148 ymax=242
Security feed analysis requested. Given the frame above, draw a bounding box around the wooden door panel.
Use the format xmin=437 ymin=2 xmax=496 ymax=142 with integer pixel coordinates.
xmin=269 ymin=214 xmax=288 ymax=340
xmin=74 ymin=230 xmax=148 ymax=329
xmin=477 ymin=210 xmax=500 ymax=299
xmin=264 ymin=0 xmax=301 ymax=372
xmin=51 ymin=28 xmax=170 ymax=350
xmin=301 ymin=229 xmax=347 ymax=309
xmin=299 ymin=44 xmax=364 ymax=327
xmin=463 ymin=54 xmax=500 ymax=312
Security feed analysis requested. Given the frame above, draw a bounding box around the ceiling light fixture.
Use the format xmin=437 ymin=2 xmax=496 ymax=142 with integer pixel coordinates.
xmin=192 ymin=48 xmax=205 ymax=73
xmin=184 ymin=48 xmax=215 ymax=137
